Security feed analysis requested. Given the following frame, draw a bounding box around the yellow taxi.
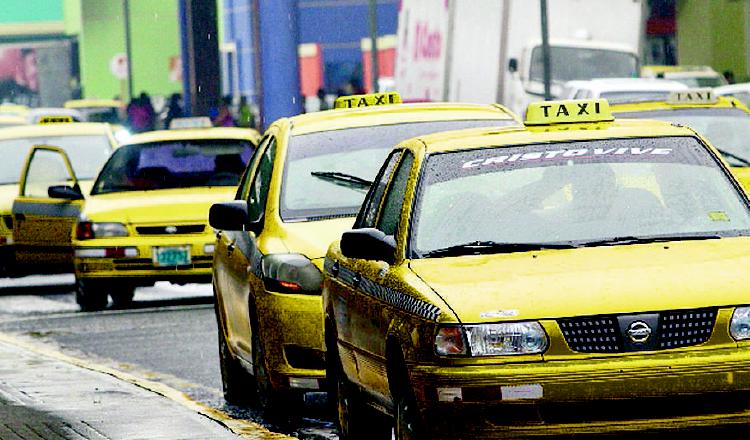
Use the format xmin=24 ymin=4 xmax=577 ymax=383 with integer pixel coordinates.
xmin=62 ymin=119 xmax=259 ymax=310
xmin=64 ymin=99 xmax=123 ymax=124
xmin=611 ymin=88 xmax=750 ymax=188
xmin=324 ymin=99 xmax=750 ymax=438
xmin=207 ymin=92 xmax=520 ymax=413
xmin=4 ymin=121 xmax=118 ymax=275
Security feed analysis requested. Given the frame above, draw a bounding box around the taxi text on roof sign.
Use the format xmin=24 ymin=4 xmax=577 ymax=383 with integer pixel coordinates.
xmin=38 ymin=116 xmax=75 ymax=124
xmin=334 ymin=92 xmax=402 ymax=109
xmin=524 ymin=99 xmax=614 ymax=126
xmin=666 ymin=88 xmax=717 ymax=105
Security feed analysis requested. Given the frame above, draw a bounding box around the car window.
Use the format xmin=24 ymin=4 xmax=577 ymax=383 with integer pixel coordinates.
xmin=376 ymin=151 xmax=414 ymax=236
xmin=236 ymin=135 xmax=271 ymax=200
xmin=280 ymin=119 xmax=517 ymax=221
xmin=0 ymin=134 xmax=111 ymax=185
xmin=616 ymin=107 xmax=750 ymax=166
xmin=23 ymin=149 xmax=74 ymax=198
xmin=247 ymin=137 xmax=276 ymax=224
xmin=356 ymin=150 xmax=403 ymax=228
xmin=411 ymin=136 xmax=750 ymax=256
xmin=92 ymin=139 xmax=254 ymax=194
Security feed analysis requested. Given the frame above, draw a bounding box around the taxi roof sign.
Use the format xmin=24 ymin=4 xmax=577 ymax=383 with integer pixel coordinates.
xmin=334 ymin=92 xmax=402 ymax=109
xmin=169 ymin=117 xmax=213 ymax=129
xmin=38 ymin=115 xmax=75 ymax=124
xmin=525 ymin=99 xmax=614 ymax=126
xmin=666 ymin=88 xmax=717 ymax=105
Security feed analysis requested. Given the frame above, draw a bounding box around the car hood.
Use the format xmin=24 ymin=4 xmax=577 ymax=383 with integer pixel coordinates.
xmin=84 ymin=187 xmax=236 ymax=224
xmin=408 ymin=238 xmax=750 ymax=323
xmin=278 ymin=217 xmax=355 ymax=261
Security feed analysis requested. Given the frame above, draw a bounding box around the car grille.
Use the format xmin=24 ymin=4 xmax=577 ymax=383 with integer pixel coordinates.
xmin=558 ymin=308 xmax=717 ymax=353
xmin=112 ymin=255 xmax=213 ymax=271
xmin=135 ymin=225 xmax=205 ymax=235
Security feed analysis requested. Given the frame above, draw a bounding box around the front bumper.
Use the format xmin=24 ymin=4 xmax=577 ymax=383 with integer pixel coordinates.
xmin=255 ymin=289 xmax=326 ymax=392
xmin=410 ymin=343 xmax=750 ymax=437
xmin=74 ymin=234 xmax=215 ymax=283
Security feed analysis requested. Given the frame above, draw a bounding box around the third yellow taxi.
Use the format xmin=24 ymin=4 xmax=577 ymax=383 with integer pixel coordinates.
xmin=324 ymin=99 xmax=750 ymax=438
xmin=24 ymin=117 xmax=259 ymax=310
xmin=610 ymin=88 xmax=750 ymax=188
xmin=208 ymin=92 xmax=520 ymax=413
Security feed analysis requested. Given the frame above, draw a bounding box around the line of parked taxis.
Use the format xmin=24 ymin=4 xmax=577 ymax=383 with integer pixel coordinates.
xmin=6 ymin=89 xmax=750 ymax=438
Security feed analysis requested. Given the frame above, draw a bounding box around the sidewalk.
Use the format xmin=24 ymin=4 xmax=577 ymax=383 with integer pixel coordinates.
xmin=0 ymin=335 xmax=291 ymax=440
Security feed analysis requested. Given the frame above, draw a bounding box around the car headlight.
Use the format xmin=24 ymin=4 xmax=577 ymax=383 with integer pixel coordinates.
xmin=730 ymin=306 xmax=750 ymax=341
xmin=76 ymin=221 xmax=129 ymax=239
xmin=435 ymin=322 xmax=548 ymax=356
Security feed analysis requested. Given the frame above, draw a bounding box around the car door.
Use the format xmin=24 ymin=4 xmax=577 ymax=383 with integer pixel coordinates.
xmin=216 ymin=133 xmax=277 ymax=361
xmin=333 ymin=150 xmax=411 ymax=399
xmin=12 ymin=145 xmax=84 ymax=273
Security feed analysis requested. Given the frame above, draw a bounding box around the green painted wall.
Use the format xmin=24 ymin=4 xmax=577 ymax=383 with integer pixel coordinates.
xmin=78 ymin=0 xmax=180 ymax=100
xmin=0 ymin=0 xmax=64 ymax=24
xmin=677 ymin=0 xmax=747 ymax=80
xmin=64 ymin=0 xmax=82 ymax=35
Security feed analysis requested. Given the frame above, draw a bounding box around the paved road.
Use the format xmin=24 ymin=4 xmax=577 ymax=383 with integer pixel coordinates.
xmin=0 ymin=275 xmax=338 ymax=439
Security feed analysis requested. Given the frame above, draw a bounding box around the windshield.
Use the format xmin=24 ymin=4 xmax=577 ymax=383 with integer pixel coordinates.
xmin=411 ymin=137 xmax=750 ymax=257
xmin=668 ymin=76 xmax=725 ymax=88
xmin=616 ymin=108 xmax=750 ymax=166
xmin=530 ymin=46 xmax=638 ymax=83
xmin=601 ymin=91 xmax=677 ymax=104
xmin=92 ymin=139 xmax=254 ymax=194
xmin=281 ymin=119 xmax=517 ymax=220
xmin=0 ymin=134 xmax=112 ymax=185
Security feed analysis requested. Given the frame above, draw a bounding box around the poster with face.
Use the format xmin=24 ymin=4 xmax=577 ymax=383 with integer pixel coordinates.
xmin=0 ymin=46 xmax=40 ymax=107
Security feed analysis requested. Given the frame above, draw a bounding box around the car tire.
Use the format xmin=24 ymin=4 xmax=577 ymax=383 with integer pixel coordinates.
xmin=394 ymin=388 xmax=425 ymax=440
xmin=218 ymin=323 xmax=256 ymax=405
xmin=110 ymin=285 xmax=135 ymax=308
xmin=328 ymin=326 xmax=391 ymax=440
xmin=75 ymin=279 xmax=108 ymax=312
xmin=251 ymin=320 xmax=295 ymax=418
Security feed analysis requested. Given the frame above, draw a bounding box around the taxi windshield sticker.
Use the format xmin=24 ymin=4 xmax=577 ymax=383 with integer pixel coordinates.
xmin=709 ymin=211 xmax=730 ymax=221
xmin=334 ymin=92 xmax=402 ymax=109
xmin=425 ymin=137 xmax=717 ymax=185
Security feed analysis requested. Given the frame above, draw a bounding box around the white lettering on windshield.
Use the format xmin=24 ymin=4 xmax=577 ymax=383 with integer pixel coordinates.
xmin=460 ymin=148 xmax=674 ymax=169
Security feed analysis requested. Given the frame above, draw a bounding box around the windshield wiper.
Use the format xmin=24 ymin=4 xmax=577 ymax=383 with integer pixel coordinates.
xmin=310 ymin=171 xmax=372 ymax=191
xmin=578 ymin=234 xmax=722 ymax=248
xmin=423 ymin=240 xmax=577 ymax=258
xmin=716 ymin=148 xmax=750 ymax=167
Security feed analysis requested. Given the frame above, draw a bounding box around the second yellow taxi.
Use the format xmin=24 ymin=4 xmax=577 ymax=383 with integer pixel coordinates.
xmin=208 ymin=92 xmax=520 ymax=414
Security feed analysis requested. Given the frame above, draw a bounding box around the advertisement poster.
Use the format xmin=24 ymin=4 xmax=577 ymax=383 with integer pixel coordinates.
xmin=0 ymin=46 xmax=40 ymax=107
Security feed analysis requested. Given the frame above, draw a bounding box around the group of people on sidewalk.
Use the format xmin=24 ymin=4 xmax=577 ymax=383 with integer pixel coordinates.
xmin=125 ymin=92 xmax=257 ymax=133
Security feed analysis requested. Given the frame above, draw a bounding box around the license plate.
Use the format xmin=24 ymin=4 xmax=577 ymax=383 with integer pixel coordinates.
xmin=153 ymin=246 xmax=191 ymax=267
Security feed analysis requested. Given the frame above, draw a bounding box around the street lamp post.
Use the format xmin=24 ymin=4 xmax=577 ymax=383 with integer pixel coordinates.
xmin=540 ymin=0 xmax=552 ymax=101
xmin=368 ymin=0 xmax=379 ymax=92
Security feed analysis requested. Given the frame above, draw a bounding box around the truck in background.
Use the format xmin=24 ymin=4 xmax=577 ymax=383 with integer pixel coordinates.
xmin=395 ymin=0 xmax=645 ymax=114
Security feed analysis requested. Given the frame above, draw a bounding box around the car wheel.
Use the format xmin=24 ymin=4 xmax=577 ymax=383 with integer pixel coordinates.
xmin=110 ymin=285 xmax=135 ymax=308
xmin=75 ymin=279 xmax=108 ymax=312
xmin=218 ymin=324 xmax=256 ymax=405
xmin=251 ymin=321 xmax=294 ymax=418
xmin=328 ymin=328 xmax=391 ymax=440
xmin=394 ymin=389 xmax=424 ymax=440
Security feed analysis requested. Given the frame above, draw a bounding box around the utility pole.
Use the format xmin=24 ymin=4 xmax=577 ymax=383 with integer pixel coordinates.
xmin=368 ymin=0 xmax=379 ymax=92
xmin=540 ymin=0 xmax=552 ymax=100
xmin=123 ymin=0 xmax=133 ymax=100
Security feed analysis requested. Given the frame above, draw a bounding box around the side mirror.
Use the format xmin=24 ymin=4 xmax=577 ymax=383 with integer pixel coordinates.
xmin=508 ymin=58 xmax=518 ymax=73
xmin=340 ymin=228 xmax=396 ymax=264
xmin=48 ymin=185 xmax=83 ymax=200
xmin=209 ymin=201 xmax=260 ymax=232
